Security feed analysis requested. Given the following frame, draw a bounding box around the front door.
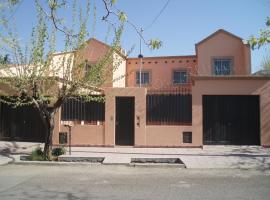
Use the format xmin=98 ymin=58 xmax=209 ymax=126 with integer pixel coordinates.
xmin=115 ymin=97 xmax=135 ymax=145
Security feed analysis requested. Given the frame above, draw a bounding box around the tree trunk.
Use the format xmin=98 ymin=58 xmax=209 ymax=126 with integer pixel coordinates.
xmin=43 ymin=109 xmax=56 ymax=158
xmin=32 ymin=97 xmax=64 ymax=158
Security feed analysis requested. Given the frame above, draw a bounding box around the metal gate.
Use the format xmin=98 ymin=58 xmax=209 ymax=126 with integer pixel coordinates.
xmin=0 ymin=102 xmax=46 ymax=142
xmin=203 ymin=95 xmax=260 ymax=145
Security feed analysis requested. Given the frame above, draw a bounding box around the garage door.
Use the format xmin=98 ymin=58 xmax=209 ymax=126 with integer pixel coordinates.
xmin=203 ymin=95 xmax=260 ymax=145
xmin=0 ymin=102 xmax=46 ymax=142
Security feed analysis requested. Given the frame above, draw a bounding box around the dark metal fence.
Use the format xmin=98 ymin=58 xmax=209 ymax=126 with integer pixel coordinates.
xmin=146 ymin=87 xmax=192 ymax=125
xmin=0 ymin=101 xmax=46 ymax=142
xmin=61 ymin=96 xmax=105 ymax=124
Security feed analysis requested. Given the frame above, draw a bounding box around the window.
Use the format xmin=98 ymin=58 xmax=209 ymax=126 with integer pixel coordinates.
xmin=173 ymin=70 xmax=188 ymax=84
xmin=84 ymin=61 xmax=91 ymax=76
xmin=61 ymin=97 xmax=105 ymax=124
xmin=136 ymin=71 xmax=150 ymax=85
xmin=146 ymin=93 xmax=192 ymax=125
xmin=183 ymin=132 xmax=192 ymax=143
xmin=213 ymin=58 xmax=232 ymax=75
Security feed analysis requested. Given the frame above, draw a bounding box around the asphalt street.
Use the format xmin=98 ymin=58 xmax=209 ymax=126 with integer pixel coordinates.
xmin=0 ymin=164 xmax=270 ymax=200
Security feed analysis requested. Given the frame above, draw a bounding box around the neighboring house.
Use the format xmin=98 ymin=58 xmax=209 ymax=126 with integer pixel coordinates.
xmin=1 ymin=30 xmax=270 ymax=147
xmin=253 ymin=69 xmax=270 ymax=76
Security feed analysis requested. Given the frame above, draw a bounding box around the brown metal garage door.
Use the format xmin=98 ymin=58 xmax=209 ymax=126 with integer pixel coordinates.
xmin=203 ymin=95 xmax=260 ymax=145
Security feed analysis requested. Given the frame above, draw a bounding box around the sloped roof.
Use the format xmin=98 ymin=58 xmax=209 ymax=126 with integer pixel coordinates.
xmin=85 ymin=38 xmax=126 ymax=58
xmin=196 ymin=29 xmax=245 ymax=47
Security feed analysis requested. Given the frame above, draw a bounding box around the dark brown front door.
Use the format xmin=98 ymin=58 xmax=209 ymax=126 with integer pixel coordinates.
xmin=115 ymin=97 xmax=134 ymax=145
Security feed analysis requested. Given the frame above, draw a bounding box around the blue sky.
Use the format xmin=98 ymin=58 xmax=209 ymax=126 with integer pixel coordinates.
xmin=4 ymin=0 xmax=270 ymax=72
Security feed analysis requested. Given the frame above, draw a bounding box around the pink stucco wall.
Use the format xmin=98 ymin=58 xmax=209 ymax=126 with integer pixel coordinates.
xmin=104 ymin=87 xmax=147 ymax=146
xmin=196 ymin=30 xmax=251 ymax=75
xmin=145 ymin=125 xmax=196 ymax=147
xmin=52 ymin=109 xmax=105 ymax=146
xmin=126 ymin=56 xmax=197 ymax=89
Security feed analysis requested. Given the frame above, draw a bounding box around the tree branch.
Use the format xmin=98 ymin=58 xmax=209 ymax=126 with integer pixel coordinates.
xmin=35 ymin=0 xmax=78 ymax=40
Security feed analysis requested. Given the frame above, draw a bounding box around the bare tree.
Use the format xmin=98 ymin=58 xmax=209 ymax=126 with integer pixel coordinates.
xmin=0 ymin=0 xmax=161 ymax=158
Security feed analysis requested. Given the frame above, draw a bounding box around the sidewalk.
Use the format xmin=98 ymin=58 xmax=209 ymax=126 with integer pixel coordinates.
xmin=1 ymin=141 xmax=270 ymax=169
xmin=0 ymin=141 xmax=43 ymax=166
xmin=0 ymin=155 xmax=13 ymax=165
xmin=60 ymin=146 xmax=270 ymax=169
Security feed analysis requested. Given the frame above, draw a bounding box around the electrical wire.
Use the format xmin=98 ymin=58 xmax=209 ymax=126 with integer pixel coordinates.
xmin=143 ymin=0 xmax=171 ymax=31
xmin=6 ymin=0 xmax=24 ymax=23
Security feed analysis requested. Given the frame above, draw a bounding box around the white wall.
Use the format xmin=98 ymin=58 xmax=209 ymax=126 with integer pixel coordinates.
xmin=112 ymin=52 xmax=126 ymax=87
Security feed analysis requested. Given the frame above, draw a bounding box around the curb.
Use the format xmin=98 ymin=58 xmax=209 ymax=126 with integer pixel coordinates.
xmin=9 ymin=161 xmax=270 ymax=170
xmin=0 ymin=160 xmax=13 ymax=166
xmin=12 ymin=161 xmax=186 ymax=168
xmin=13 ymin=161 xmax=102 ymax=166
xmin=129 ymin=163 xmax=186 ymax=168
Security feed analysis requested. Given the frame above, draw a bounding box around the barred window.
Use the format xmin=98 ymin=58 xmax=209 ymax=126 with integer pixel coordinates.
xmin=146 ymin=93 xmax=192 ymax=125
xmin=173 ymin=71 xmax=188 ymax=84
xmin=136 ymin=71 xmax=150 ymax=85
xmin=61 ymin=97 xmax=105 ymax=124
xmin=213 ymin=59 xmax=232 ymax=75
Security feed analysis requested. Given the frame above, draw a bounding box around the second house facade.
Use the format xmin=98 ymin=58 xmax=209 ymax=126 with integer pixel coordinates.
xmin=52 ymin=29 xmax=270 ymax=147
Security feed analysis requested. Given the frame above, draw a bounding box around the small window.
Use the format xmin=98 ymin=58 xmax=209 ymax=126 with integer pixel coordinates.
xmin=213 ymin=58 xmax=232 ymax=75
xmin=183 ymin=132 xmax=192 ymax=143
xmin=84 ymin=64 xmax=91 ymax=75
xmin=136 ymin=71 xmax=150 ymax=85
xmin=173 ymin=70 xmax=188 ymax=84
xmin=84 ymin=60 xmax=91 ymax=76
xmin=59 ymin=132 xmax=68 ymax=144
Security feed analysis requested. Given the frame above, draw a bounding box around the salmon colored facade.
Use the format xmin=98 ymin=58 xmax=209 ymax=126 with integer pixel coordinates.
xmin=49 ymin=29 xmax=270 ymax=147
xmin=126 ymin=55 xmax=196 ymax=90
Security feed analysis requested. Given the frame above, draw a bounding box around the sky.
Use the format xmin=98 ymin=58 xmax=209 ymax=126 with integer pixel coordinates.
xmin=3 ymin=0 xmax=270 ymax=73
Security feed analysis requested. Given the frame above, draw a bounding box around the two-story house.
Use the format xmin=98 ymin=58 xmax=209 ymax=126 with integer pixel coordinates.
xmin=1 ymin=29 xmax=270 ymax=147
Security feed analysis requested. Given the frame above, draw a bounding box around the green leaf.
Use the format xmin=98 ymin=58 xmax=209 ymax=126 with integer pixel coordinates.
xmin=48 ymin=0 xmax=57 ymax=10
xmin=118 ymin=12 xmax=127 ymax=23
xmin=266 ymin=17 xmax=270 ymax=27
xmin=111 ymin=0 xmax=117 ymax=5
xmin=9 ymin=0 xmax=20 ymax=5
xmin=149 ymin=39 xmax=162 ymax=50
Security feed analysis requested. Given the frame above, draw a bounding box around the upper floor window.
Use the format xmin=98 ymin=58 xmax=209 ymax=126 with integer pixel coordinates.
xmin=213 ymin=58 xmax=232 ymax=75
xmin=136 ymin=71 xmax=150 ymax=85
xmin=84 ymin=60 xmax=92 ymax=76
xmin=173 ymin=70 xmax=188 ymax=84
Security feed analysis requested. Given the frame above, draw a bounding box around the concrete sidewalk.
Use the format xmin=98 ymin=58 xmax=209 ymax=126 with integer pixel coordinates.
xmin=0 ymin=155 xmax=13 ymax=165
xmin=1 ymin=141 xmax=270 ymax=169
xmin=60 ymin=146 xmax=270 ymax=169
xmin=0 ymin=141 xmax=43 ymax=166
